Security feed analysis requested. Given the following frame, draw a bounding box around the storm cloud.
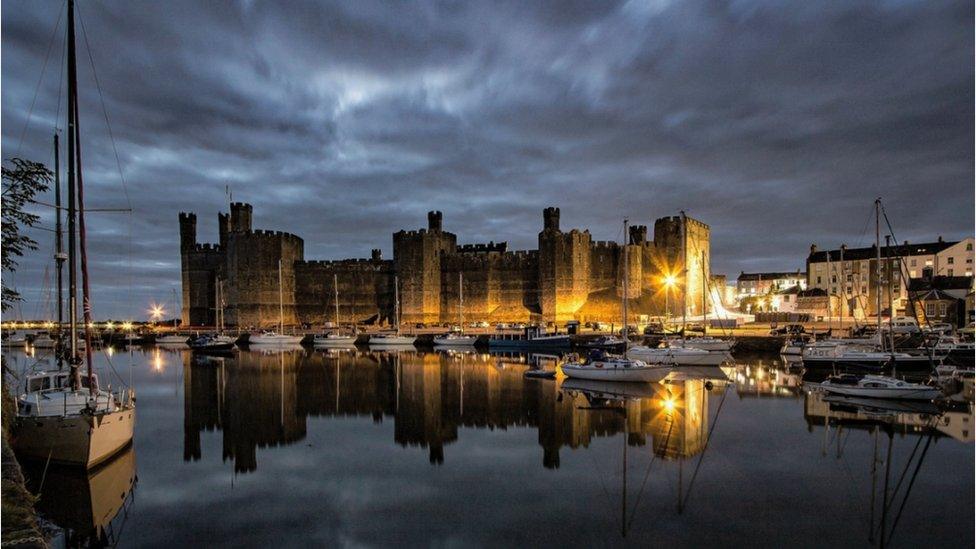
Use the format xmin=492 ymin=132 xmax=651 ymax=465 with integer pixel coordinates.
xmin=2 ymin=0 xmax=973 ymax=318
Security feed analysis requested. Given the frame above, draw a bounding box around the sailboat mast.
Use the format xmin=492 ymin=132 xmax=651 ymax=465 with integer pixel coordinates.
xmin=66 ymin=0 xmax=79 ymax=382
xmin=680 ymin=211 xmax=686 ymax=331
xmin=278 ymin=259 xmax=284 ymax=333
xmin=394 ymin=276 xmax=400 ymax=336
xmin=459 ymin=272 xmax=463 ymax=332
xmin=54 ymin=133 xmax=64 ymax=358
xmin=701 ymin=250 xmax=706 ymax=323
xmin=885 ymin=235 xmax=895 ymax=352
xmin=826 ymin=252 xmax=832 ymax=332
xmin=334 ymin=273 xmax=340 ymax=327
xmin=875 ymin=198 xmax=882 ymax=344
xmin=623 ymin=219 xmax=629 ymax=352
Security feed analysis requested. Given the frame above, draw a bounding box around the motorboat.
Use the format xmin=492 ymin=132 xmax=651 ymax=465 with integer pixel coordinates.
xmin=488 ymin=329 xmax=570 ymax=350
xmin=249 ymin=331 xmax=304 ymax=346
xmin=433 ymin=333 xmax=478 ymax=347
xmin=13 ymin=371 xmax=135 ymax=467
xmin=312 ymin=332 xmax=358 ymax=347
xmin=667 ymin=336 xmax=735 ymax=352
xmin=561 ymin=350 xmax=671 ymax=383
xmin=779 ymin=338 xmax=806 ymax=356
xmin=933 ymin=338 xmax=975 ymax=369
xmin=369 ymin=333 xmax=417 ymax=346
xmin=819 ymin=374 xmax=942 ymax=400
xmin=627 ymin=345 xmax=728 ymax=366
xmin=188 ymin=334 xmax=236 ymax=352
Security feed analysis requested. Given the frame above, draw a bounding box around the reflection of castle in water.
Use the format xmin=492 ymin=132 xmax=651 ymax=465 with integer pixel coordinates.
xmin=183 ymin=351 xmax=712 ymax=471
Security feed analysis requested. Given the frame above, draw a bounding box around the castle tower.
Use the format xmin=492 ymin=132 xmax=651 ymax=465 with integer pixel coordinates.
xmin=393 ymin=211 xmax=456 ymax=324
xmin=651 ymin=215 xmax=711 ymax=319
xmin=230 ymin=202 xmax=253 ymax=233
xmin=538 ymin=207 xmax=591 ymax=323
xmin=218 ymin=212 xmax=230 ymax=248
xmin=179 ymin=212 xmax=197 ymax=252
xmin=178 ymin=211 xmax=222 ymax=326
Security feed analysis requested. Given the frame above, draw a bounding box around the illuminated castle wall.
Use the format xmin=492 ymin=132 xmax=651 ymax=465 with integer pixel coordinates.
xmin=180 ymin=203 xmax=711 ymax=327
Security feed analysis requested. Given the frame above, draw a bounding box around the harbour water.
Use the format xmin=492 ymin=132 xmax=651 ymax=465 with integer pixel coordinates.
xmin=4 ymin=347 xmax=973 ymax=547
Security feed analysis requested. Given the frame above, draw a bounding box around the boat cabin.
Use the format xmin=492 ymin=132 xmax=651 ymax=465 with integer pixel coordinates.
xmin=24 ymin=371 xmax=100 ymax=394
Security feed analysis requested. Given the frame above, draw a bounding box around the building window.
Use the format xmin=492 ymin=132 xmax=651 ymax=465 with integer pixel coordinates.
xmin=910 ymin=259 xmax=916 ymax=267
xmin=861 ymin=286 xmax=867 ymax=294
xmin=926 ymin=303 xmax=936 ymax=317
xmin=846 ymin=287 xmax=852 ymax=295
xmin=910 ymin=270 xmax=916 ymax=277
xmin=948 ymin=269 xmax=953 ymax=276
xmin=846 ymin=274 xmax=853 ymax=282
xmin=939 ymin=303 xmax=948 ymax=317
xmin=948 ymin=257 xmax=954 ymax=265
xmin=816 ymin=276 xmax=822 ymax=284
xmin=925 ymin=259 xmax=933 ymax=266
xmin=831 ymin=275 xmax=837 ymax=283
xmin=967 ymin=243 xmax=973 ymax=251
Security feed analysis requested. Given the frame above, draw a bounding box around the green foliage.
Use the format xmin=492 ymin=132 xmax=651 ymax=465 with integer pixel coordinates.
xmin=1 ymin=158 xmax=52 ymax=311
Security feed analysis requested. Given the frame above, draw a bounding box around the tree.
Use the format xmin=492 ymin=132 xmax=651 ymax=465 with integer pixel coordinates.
xmin=2 ymin=158 xmax=52 ymax=311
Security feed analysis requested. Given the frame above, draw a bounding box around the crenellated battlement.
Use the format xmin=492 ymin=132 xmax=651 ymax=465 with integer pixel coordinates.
xmin=457 ymin=241 xmax=508 ymax=254
xmin=180 ymin=203 xmax=711 ymax=327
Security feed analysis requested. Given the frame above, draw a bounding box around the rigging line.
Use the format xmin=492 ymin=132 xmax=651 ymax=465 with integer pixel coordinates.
xmin=75 ymin=2 xmax=131 ymax=209
xmin=679 ymin=383 xmax=730 ymax=510
xmin=886 ymin=432 xmax=934 ymax=541
xmin=626 ymin=411 xmax=675 ymax=531
xmin=55 ymin=5 xmax=67 ymax=134
xmin=12 ymin=1 xmax=65 ymax=161
xmin=885 ymin=429 xmax=925 ymax=506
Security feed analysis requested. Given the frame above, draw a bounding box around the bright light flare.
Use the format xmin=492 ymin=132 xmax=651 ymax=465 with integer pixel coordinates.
xmin=149 ymin=303 xmax=165 ymax=321
xmin=661 ymin=396 xmax=678 ymax=413
xmin=122 ymin=322 xmax=133 ymax=331
xmin=663 ymin=274 xmax=677 ymax=288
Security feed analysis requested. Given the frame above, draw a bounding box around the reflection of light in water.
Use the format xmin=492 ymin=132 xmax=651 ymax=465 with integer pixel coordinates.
xmin=106 ymin=346 xmax=115 ymax=357
xmin=152 ymin=349 xmax=164 ymax=373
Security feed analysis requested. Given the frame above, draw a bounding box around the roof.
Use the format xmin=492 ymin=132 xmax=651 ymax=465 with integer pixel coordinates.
xmin=797 ymin=288 xmax=828 ymax=297
xmin=775 ymin=285 xmax=802 ymax=295
xmin=737 ymin=270 xmax=805 ymax=281
xmin=907 ymin=276 xmax=974 ymax=292
xmin=808 ymin=241 xmax=957 ymax=263
xmin=915 ymin=289 xmax=960 ymax=302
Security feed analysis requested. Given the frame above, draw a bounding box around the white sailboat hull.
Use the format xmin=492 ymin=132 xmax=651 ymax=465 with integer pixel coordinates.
xmin=627 ymin=347 xmax=728 ymax=366
xmin=820 ymin=384 xmax=941 ymax=400
xmin=250 ymin=334 xmax=304 ymax=345
xmin=155 ymin=335 xmax=188 ymax=344
xmin=369 ymin=335 xmax=417 ymax=346
xmin=561 ymin=363 xmax=670 ymax=383
xmin=313 ymin=336 xmax=357 ymax=347
xmin=12 ymin=406 xmax=135 ymax=468
xmin=433 ymin=335 xmax=478 ymax=346
xmin=668 ymin=338 xmax=734 ymax=352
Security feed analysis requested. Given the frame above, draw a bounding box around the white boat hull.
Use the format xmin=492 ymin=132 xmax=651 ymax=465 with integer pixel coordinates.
xmin=12 ymin=406 xmax=135 ymax=468
xmin=433 ymin=336 xmax=478 ymax=346
xmin=313 ymin=336 xmax=357 ymax=347
xmin=669 ymin=338 xmax=734 ymax=352
xmin=155 ymin=335 xmax=189 ymax=344
xmin=561 ymin=363 xmax=670 ymax=383
xmin=369 ymin=335 xmax=417 ymax=346
xmin=627 ymin=347 xmax=728 ymax=366
xmin=250 ymin=334 xmax=304 ymax=345
xmin=820 ymin=385 xmax=941 ymax=400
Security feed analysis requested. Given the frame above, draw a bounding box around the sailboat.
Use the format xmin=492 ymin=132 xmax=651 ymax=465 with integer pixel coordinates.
xmin=434 ymin=273 xmax=477 ymax=347
xmin=12 ymin=0 xmax=135 ymax=468
xmin=250 ymin=259 xmax=304 ymax=345
xmin=156 ymin=288 xmax=189 ymax=344
xmin=211 ymin=277 xmax=237 ymax=345
xmin=369 ymin=276 xmax=417 ymax=346
xmin=802 ymin=199 xmax=937 ymax=374
xmin=314 ymin=274 xmax=357 ymax=347
xmin=562 ymin=220 xmax=671 ymax=383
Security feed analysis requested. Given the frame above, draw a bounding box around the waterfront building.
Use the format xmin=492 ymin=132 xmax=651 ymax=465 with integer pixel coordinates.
xmin=806 ymin=238 xmax=975 ymax=318
xmin=735 ymin=271 xmax=807 ymax=299
xmin=907 ymin=275 xmax=974 ymax=328
xmin=179 ymin=203 xmax=712 ymax=327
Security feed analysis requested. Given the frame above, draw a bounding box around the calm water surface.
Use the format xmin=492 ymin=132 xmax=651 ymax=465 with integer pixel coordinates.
xmin=5 ymin=346 xmax=973 ymax=548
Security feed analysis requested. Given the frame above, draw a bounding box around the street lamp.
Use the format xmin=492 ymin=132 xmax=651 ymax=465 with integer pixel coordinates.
xmin=663 ymin=274 xmax=677 ymax=331
xmin=149 ymin=304 xmax=165 ymax=323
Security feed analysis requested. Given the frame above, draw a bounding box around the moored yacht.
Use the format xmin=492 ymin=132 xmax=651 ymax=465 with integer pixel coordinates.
xmin=627 ymin=345 xmax=728 ymax=366
xmin=250 ymin=331 xmax=304 ymax=345
xmin=819 ymin=374 xmax=942 ymax=400
xmin=561 ymin=350 xmax=671 ymax=383
xmin=313 ymin=332 xmax=358 ymax=347
xmin=432 ymin=333 xmax=478 ymax=347
xmin=667 ymin=336 xmax=735 ymax=352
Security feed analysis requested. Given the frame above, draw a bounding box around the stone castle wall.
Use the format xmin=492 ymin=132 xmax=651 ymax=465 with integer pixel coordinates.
xmin=180 ymin=203 xmax=710 ymax=327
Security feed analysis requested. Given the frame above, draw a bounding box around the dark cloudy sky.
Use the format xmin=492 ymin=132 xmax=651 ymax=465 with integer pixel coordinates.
xmin=3 ymin=0 xmax=973 ymax=319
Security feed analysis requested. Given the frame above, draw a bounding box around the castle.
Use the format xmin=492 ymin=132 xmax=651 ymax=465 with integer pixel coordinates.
xmin=179 ymin=203 xmax=711 ymax=328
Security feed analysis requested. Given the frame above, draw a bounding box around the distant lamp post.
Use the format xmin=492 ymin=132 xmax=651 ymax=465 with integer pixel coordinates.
xmin=149 ymin=304 xmax=165 ymax=324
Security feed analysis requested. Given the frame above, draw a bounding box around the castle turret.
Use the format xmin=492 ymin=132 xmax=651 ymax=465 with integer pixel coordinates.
xmin=179 ymin=212 xmax=197 ymax=252
xmin=218 ymin=212 xmax=230 ymax=248
xmin=543 ymin=207 xmax=560 ymax=232
xmin=428 ymin=210 xmax=443 ymax=232
xmin=629 ymin=225 xmax=648 ymax=245
xmin=230 ymin=202 xmax=253 ymax=233
xmin=371 ymin=249 xmax=382 ymax=261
